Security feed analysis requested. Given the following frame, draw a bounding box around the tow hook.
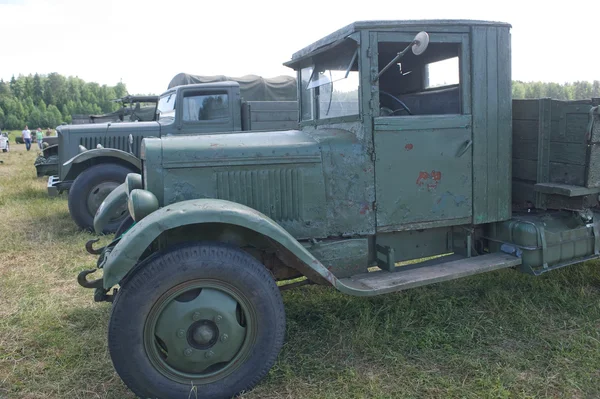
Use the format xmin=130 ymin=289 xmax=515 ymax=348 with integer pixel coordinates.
xmin=77 ymin=269 xmax=103 ymax=289
xmin=77 ymin=269 xmax=113 ymax=302
xmin=85 ymin=238 xmax=105 ymax=255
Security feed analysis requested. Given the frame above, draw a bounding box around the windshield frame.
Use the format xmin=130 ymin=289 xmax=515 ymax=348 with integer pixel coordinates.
xmin=157 ymin=90 xmax=176 ymax=121
xmin=298 ymin=38 xmax=361 ymax=124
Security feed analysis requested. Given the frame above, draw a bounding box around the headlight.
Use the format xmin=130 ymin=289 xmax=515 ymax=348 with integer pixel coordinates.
xmin=126 ymin=173 xmax=143 ymax=195
xmin=128 ymin=189 xmax=159 ymax=222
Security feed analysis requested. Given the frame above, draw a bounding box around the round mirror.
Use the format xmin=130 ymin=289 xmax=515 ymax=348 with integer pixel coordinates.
xmin=411 ymin=31 xmax=430 ymax=56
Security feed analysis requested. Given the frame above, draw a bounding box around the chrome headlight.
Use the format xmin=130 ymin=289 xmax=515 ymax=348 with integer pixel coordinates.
xmin=127 ymin=189 xmax=159 ymax=222
xmin=126 ymin=173 xmax=143 ymax=195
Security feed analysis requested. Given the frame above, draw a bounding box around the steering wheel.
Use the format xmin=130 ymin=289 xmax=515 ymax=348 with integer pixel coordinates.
xmin=379 ymin=90 xmax=412 ymax=115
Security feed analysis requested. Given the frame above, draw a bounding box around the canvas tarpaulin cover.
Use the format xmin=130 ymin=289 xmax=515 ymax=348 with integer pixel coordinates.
xmin=168 ymin=73 xmax=297 ymax=102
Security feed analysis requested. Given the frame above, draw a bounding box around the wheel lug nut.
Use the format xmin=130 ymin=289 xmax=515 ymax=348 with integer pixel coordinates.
xmin=205 ymin=350 xmax=214 ymax=359
xmin=192 ymin=312 xmax=201 ymax=321
xmin=214 ymin=315 xmax=222 ymax=324
xmin=221 ymin=334 xmax=229 ymax=342
xmin=177 ymin=329 xmax=185 ymax=338
xmin=184 ymin=348 xmax=193 ymax=357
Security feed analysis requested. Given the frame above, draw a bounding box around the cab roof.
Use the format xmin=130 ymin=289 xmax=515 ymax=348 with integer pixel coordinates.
xmin=284 ymin=19 xmax=511 ymax=69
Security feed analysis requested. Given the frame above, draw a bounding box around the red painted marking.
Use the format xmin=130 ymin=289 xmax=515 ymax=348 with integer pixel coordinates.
xmin=405 ymin=143 xmax=414 ymax=151
xmin=416 ymin=172 xmax=429 ymax=186
xmin=359 ymin=203 xmax=370 ymax=215
xmin=210 ymin=143 xmax=219 ymax=147
xmin=417 ymin=170 xmax=442 ymax=190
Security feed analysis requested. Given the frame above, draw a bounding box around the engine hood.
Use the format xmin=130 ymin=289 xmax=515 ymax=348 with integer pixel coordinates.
xmin=159 ymin=130 xmax=322 ymax=168
xmin=58 ymin=121 xmax=160 ymax=135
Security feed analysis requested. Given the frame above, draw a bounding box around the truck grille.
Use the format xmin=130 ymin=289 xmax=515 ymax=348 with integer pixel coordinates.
xmin=216 ymin=169 xmax=304 ymax=222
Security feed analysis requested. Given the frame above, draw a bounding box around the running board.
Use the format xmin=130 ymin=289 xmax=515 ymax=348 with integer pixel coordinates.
xmin=337 ymin=253 xmax=522 ymax=296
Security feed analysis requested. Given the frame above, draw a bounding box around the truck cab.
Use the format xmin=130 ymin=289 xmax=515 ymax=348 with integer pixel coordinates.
xmin=53 ymin=80 xmax=297 ymax=233
xmin=79 ymin=20 xmax=600 ymax=399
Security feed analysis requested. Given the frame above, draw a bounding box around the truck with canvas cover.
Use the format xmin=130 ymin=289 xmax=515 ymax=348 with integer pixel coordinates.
xmin=49 ymin=77 xmax=298 ymax=233
xmin=78 ymin=20 xmax=600 ymax=399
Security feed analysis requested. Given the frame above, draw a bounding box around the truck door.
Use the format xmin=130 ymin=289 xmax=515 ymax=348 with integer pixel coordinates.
xmin=372 ymin=32 xmax=473 ymax=230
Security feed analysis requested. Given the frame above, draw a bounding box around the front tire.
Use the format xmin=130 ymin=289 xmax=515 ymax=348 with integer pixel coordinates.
xmin=67 ymin=163 xmax=134 ymax=233
xmin=108 ymin=243 xmax=286 ymax=399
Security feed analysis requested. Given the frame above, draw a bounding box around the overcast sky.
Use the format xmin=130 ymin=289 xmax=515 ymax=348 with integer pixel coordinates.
xmin=0 ymin=0 xmax=596 ymax=95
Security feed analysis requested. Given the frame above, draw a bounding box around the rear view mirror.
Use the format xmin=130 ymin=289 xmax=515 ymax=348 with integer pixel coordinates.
xmin=411 ymin=31 xmax=430 ymax=55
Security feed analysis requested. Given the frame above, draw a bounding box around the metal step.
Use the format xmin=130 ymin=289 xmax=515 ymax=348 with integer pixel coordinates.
xmin=338 ymin=252 xmax=522 ymax=296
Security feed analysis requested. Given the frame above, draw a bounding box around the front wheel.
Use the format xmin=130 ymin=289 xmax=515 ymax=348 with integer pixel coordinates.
xmin=108 ymin=243 xmax=286 ymax=399
xmin=67 ymin=163 xmax=133 ymax=233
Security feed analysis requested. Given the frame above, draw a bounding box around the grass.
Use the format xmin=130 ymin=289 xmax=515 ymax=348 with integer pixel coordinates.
xmin=1 ymin=143 xmax=600 ymax=398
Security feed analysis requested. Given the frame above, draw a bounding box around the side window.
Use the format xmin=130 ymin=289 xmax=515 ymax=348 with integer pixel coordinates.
xmin=425 ymin=57 xmax=459 ymax=89
xmin=182 ymin=92 xmax=229 ymax=122
xmin=377 ymin=40 xmax=461 ymax=116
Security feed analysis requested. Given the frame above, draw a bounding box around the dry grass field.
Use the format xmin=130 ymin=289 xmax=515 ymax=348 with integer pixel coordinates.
xmin=1 ymin=140 xmax=600 ymax=398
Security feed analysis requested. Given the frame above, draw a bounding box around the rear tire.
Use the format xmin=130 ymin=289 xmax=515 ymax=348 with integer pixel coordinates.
xmin=108 ymin=242 xmax=286 ymax=399
xmin=68 ymin=163 xmax=134 ymax=233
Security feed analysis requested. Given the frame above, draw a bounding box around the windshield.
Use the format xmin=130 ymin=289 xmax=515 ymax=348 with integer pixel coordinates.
xmin=300 ymin=40 xmax=359 ymax=121
xmin=157 ymin=92 xmax=176 ymax=120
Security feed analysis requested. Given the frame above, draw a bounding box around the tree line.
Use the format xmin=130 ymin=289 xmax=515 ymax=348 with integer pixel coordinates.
xmin=512 ymin=80 xmax=600 ymax=101
xmin=0 ymin=73 xmax=129 ymax=130
xmin=1 ymin=73 xmax=600 ymax=131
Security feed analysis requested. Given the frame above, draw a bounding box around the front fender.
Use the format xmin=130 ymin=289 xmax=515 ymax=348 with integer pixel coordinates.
xmin=101 ymin=199 xmax=339 ymax=290
xmin=94 ymin=182 xmax=128 ymax=234
xmin=63 ymin=148 xmax=141 ymax=170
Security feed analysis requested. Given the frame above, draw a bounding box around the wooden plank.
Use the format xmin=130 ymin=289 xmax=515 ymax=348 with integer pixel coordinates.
xmin=496 ymin=27 xmax=512 ymax=221
xmin=512 ymin=139 xmax=538 ymax=160
xmin=486 ymin=26 xmax=499 ymax=221
xmin=534 ymin=182 xmax=600 ymax=197
xmin=512 ymin=99 xmax=540 ymax=120
xmin=512 ymin=180 xmax=536 ymax=205
xmin=471 ymin=26 xmax=488 ymax=225
xmin=513 ymin=158 xmax=537 ymax=181
xmin=513 ymin=119 xmax=539 ymax=141
xmin=549 ymin=142 xmax=587 ymax=166
xmin=373 ymin=114 xmax=471 ymax=130
xmin=549 ymin=162 xmax=585 ymax=186
xmin=339 ymin=253 xmax=521 ymax=294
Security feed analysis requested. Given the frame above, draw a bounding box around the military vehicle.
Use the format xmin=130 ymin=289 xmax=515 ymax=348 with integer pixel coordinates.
xmin=34 ymin=95 xmax=159 ymax=178
xmin=48 ymin=77 xmax=297 ymax=233
xmin=77 ymin=20 xmax=600 ymax=399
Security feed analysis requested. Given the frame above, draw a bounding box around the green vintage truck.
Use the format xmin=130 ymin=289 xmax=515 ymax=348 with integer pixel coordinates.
xmin=79 ymin=20 xmax=600 ymax=399
xmin=34 ymin=95 xmax=159 ymax=178
xmin=48 ymin=77 xmax=297 ymax=233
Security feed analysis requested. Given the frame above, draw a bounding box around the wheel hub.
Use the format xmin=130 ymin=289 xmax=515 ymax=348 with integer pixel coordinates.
xmin=188 ymin=320 xmax=219 ymax=349
xmin=146 ymin=284 xmax=254 ymax=383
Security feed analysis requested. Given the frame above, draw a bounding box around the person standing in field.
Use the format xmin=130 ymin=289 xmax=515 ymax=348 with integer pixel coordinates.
xmin=21 ymin=125 xmax=32 ymax=151
xmin=36 ymin=128 xmax=44 ymax=150
xmin=46 ymin=127 xmax=52 ymax=137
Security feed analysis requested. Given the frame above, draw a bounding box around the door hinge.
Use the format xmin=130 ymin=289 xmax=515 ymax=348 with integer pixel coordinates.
xmin=372 ymin=201 xmax=377 ymax=211
xmin=370 ymin=149 xmax=376 ymax=162
xmin=367 ymin=46 xmax=372 ymax=58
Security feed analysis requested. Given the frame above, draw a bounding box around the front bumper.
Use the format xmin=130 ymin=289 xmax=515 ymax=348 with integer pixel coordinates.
xmin=35 ymin=159 xmax=59 ymax=177
xmin=47 ymin=175 xmax=72 ymax=197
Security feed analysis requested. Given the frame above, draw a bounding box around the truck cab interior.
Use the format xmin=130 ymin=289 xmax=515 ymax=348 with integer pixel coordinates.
xmin=377 ymin=40 xmax=461 ymax=116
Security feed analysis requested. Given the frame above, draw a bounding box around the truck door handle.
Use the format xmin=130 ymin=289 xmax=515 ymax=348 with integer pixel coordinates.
xmin=456 ymin=139 xmax=473 ymax=158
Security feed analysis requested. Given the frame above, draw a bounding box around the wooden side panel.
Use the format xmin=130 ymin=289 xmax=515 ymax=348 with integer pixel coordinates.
xmin=472 ymin=26 xmax=512 ymax=224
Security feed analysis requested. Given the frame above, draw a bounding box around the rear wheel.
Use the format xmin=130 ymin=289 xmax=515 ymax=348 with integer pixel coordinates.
xmin=67 ymin=163 xmax=133 ymax=233
xmin=108 ymin=243 xmax=286 ymax=399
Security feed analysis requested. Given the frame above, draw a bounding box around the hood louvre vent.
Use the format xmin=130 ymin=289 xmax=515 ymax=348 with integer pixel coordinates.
xmin=79 ymin=135 xmax=143 ymax=156
xmin=216 ymin=168 xmax=304 ymax=222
